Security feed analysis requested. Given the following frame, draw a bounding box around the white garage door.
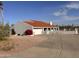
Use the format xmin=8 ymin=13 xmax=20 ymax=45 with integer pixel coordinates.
xmin=33 ymin=28 xmax=43 ymax=35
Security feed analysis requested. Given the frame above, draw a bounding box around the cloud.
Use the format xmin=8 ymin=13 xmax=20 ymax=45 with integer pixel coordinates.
xmin=53 ymin=9 xmax=67 ymax=16
xmin=66 ymin=3 xmax=79 ymax=9
xmin=62 ymin=15 xmax=79 ymax=21
xmin=53 ymin=2 xmax=79 ymax=21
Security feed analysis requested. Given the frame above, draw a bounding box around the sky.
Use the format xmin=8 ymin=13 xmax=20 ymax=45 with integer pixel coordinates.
xmin=3 ymin=1 xmax=79 ymax=25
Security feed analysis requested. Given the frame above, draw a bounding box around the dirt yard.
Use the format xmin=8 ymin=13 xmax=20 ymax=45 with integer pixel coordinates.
xmin=0 ymin=35 xmax=47 ymax=57
xmin=0 ymin=33 xmax=79 ymax=58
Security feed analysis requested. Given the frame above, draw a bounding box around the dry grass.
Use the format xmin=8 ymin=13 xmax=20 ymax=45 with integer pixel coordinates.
xmin=0 ymin=35 xmax=46 ymax=57
xmin=0 ymin=38 xmax=14 ymax=51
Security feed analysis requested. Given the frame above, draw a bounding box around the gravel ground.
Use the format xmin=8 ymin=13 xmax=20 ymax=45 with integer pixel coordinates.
xmin=0 ymin=35 xmax=46 ymax=58
xmin=1 ymin=33 xmax=79 ymax=58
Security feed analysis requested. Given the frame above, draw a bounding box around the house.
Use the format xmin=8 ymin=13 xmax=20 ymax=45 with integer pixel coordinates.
xmin=12 ymin=20 xmax=59 ymax=35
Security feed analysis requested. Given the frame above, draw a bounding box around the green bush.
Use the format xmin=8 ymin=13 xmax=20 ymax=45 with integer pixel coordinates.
xmin=0 ymin=23 xmax=10 ymax=41
xmin=0 ymin=24 xmax=14 ymax=51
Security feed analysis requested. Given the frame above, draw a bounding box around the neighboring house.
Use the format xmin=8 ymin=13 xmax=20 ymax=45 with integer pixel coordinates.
xmin=12 ymin=20 xmax=59 ymax=35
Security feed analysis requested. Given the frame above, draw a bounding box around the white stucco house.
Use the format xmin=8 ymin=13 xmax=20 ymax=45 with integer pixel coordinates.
xmin=12 ymin=20 xmax=59 ymax=35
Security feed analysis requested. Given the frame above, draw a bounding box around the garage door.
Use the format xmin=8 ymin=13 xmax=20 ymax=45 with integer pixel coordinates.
xmin=33 ymin=28 xmax=43 ymax=35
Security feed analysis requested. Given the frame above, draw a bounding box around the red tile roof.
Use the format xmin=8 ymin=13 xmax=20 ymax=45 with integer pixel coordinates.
xmin=24 ymin=20 xmax=54 ymax=27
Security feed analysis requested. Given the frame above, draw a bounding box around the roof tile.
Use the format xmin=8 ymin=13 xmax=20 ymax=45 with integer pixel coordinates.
xmin=24 ymin=20 xmax=54 ymax=27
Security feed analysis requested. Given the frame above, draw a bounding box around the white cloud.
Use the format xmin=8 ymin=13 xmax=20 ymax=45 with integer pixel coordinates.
xmin=62 ymin=15 xmax=79 ymax=20
xmin=66 ymin=3 xmax=79 ymax=9
xmin=53 ymin=12 xmax=62 ymax=16
xmin=53 ymin=2 xmax=79 ymax=21
xmin=53 ymin=9 xmax=67 ymax=16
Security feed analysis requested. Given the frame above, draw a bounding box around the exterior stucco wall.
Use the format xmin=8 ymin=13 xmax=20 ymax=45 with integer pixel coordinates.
xmin=32 ymin=27 xmax=59 ymax=35
xmin=14 ymin=22 xmax=59 ymax=35
xmin=14 ymin=22 xmax=32 ymax=35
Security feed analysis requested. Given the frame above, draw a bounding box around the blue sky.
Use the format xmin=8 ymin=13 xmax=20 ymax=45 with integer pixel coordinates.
xmin=3 ymin=1 xmax=79 ymax=25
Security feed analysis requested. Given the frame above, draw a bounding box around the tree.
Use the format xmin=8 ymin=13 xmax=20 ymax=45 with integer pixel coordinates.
xmin=0 ymin=23 xmax=10 ymax=37
xmin=11 ymin=29 xmax=16 ymax=35
xmin=11 ymin=24 xmax=16 ymax=35
xmin=4 ymin=23 xmax=10 ymax=36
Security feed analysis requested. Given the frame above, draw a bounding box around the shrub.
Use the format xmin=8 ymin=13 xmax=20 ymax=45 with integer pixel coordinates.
xmin=4 ymin=23 xmax=10 ymax=37
xmin=0 ymin=23 xmax=10 ymax=41
xmin=0 ymin=24 xmax=14 ymax=51
xmin=11 ymin=29 xmax=16 ymax=35
xmin=0 ymin=39 xmax=14 ymax=51
xmin=0 ymin=37 xmax=7 ymax=41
